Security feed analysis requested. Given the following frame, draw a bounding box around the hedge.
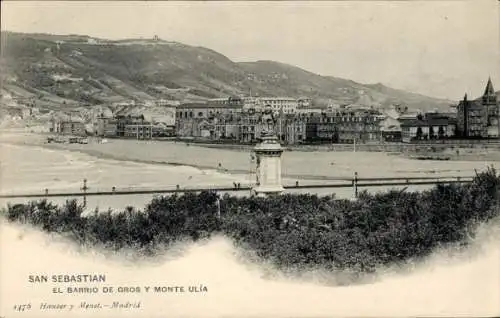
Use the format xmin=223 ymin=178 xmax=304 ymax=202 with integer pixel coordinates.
xmin=2 ymin=167 xmax=500 ymax=281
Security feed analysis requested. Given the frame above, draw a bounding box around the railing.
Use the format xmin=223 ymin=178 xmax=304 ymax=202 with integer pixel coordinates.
xmin=0 ymin=174 xmax=475 ymax=206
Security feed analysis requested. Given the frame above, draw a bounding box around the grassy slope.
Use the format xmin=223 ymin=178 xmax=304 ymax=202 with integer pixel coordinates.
xmin=1 ymin=31 xmax=454 ymax=116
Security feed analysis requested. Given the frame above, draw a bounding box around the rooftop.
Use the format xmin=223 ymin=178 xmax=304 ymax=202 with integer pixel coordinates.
xmin=400 ymin=118 xmax=451 ymax=127
xmin=484 ymin=77 xmax=496 ymax=97
xmin=177 ymin=102 xmax=243 ymax=109
xmin=256 ymin=97 xmax=297 ymax=101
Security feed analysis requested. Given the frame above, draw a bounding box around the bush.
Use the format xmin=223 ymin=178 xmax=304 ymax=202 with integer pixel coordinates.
xmin=2 ymin=167 xmax=500 ymax=278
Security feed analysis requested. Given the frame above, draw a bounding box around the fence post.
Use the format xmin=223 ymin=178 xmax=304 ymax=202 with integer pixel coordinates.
xmin=44 ymin=188 xmax=48 ymax=197
xmin=215 ymin=195 xmax=221 ymax=220
xmin=81 ymin=179 xmax=88 ymax=207
xmin=353 ymin=171 xmax=358 ymax=199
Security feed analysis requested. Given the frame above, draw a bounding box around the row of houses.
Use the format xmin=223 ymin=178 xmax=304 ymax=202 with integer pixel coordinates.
xmin=175 ymin=96 xmax=313 ymax=119
xmin=51 ymin=113 xmax=175 ymax=139
xmin=175 ymin=101 xmax=458 ymax=145
xmin=175 ymin=78 xmax=498 ymax=144
xmin=93 ymin=114 xmax=175 ymax=139
xmin=402 ymin=76 xmax=499 ymax=143
xmin=50 ymin=77 xmax=497 ymax=144
xmin=399 ymin=113 xmax=457 ymax=143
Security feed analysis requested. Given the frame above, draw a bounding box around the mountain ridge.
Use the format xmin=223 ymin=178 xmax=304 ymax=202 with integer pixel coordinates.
xmin=1 ymin=31 xmax=456 ymax=118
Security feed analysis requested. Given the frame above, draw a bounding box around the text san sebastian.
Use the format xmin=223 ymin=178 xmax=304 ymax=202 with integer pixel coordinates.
xmin=28 ymin=274 xmax=106 ymax=283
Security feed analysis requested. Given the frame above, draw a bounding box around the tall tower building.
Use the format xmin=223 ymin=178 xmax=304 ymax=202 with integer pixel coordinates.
xmin=483 ymin=77 xmax=497 ymax=105
xmin=456 ymin=77 xmax=499 ymax=138
xmin=482 ymin=77 xmax=499 ymax=138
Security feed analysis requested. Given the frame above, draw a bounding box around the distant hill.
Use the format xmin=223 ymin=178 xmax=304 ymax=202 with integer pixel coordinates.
xmin=0 ymin=31 xmax=455 ymax=122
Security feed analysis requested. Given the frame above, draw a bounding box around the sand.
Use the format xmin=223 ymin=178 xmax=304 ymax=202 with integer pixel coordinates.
xmin=2 ymin=131 xmax=498 ymax=181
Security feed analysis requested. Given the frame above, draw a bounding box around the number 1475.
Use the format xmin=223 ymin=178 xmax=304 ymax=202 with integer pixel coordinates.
xmin=13 ymin=304 xmax=31 ymax=311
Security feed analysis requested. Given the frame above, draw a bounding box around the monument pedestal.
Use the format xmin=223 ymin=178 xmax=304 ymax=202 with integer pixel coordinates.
xmin=252 ymin=134 xmax=284 ymax=197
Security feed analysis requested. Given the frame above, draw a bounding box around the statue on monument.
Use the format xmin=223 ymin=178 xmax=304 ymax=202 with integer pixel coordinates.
xmin=260 ymin=105 xmax=278 ymax=137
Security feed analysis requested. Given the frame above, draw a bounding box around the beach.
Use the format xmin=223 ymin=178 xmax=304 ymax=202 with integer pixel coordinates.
xmin=0 ymin=141 xmax=431 ymax=212
xmin=0 ymin=130 xmax=499 ymax=213
xmin=2 ymin=131 xmax=498 ymax=179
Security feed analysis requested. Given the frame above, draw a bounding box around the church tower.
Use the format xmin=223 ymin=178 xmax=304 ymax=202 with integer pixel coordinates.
xmin=482 ymin=77 xmax=497 ymax=105
xmin=481 ymin=77 xmax=499 ymax=138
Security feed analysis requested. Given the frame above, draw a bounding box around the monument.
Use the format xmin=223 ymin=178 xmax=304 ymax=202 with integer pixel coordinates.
xmin=252 ymin=106 xmax=285 ymax=197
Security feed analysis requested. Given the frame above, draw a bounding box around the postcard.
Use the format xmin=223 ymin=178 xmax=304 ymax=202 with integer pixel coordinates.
xmin=0 ymin=1 xmax=499 ymax=317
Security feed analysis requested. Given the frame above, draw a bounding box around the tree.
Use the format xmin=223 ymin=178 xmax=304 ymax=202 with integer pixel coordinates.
xmin=4 ymin=169 xmax=500 ymax=282
xmin=416 ymin=127 xmax=423 ymax=140
xmin=438 ymin=126 xmax=445 ymax=139
xmin=430 ymin=128 xmax=437 ymax=139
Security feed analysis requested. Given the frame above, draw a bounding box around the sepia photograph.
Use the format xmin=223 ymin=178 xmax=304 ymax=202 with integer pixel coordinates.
xmin=0 ymin=0 xmax=499 ymax=317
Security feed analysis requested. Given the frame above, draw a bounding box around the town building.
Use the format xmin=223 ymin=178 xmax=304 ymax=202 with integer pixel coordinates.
xmin=51 ymin=115 xmax=86 ymax=136
xmin=124 ymin=123 xmax=153 ymax=139
xmin=175 ymin=100 xmax=243 ymax=121
xmin=175 ymin=99 xmax=244 ymax=138
xmin=456 ymin=77 xmax=499 ymax=139
xmin=242 ymin=97 xmax=260 ymax=112
xmin=400 ymin=118 xmax=430 ymax=143
xmin=295 ymin=107 xmax=324 ymax=115
xmin=378 ymin=116 xmax=402 ymax=142
xmin=114 ymin=115 xmax=145 ymax=137
xmin=305 ymin=109 xmax=383 ymax=143
xmin=207 ymin=96 xmax=244 ymax=106
xmin=239 ymin=113 xmax=263 ymax=143
xmin=93 ymin=110 xmax=117 ymax=137
xmin=282 ymin=115 xmax=307 ymax=144
xmin=297 ymin=98 xmax=312 ymax=108
xmin=255 ymin=97 xmax=298 ymax=114
xmin=175 ymin=117 xmax=201 ymax=138
xmin=213 ymin=114 xmax=240 ymax=140
xmin=152 ymin=123 xmax=176 ymax=137
xmin=400 ymin=113 xmax=456 ymax=143
xmin=94 ymin=117 xmax=118 ymax=137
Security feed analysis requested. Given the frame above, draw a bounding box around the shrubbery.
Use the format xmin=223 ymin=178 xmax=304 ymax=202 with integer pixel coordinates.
xmin=2 ymin=167 xmax=500 ymax=277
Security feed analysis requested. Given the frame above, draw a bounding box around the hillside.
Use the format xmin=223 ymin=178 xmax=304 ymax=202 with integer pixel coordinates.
xmin=0 ymin=31 xmax=455 ymax=122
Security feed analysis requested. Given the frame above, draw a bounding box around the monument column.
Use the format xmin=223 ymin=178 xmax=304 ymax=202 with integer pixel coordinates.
xmin=252 ymin=105 xmax=285 ymax=197
xmin=252 ymin=133 xmax=284 ymax=197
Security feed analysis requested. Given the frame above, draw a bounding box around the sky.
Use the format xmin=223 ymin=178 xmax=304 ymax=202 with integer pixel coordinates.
xmin=1 ymin=1 xmax=499 ymax=100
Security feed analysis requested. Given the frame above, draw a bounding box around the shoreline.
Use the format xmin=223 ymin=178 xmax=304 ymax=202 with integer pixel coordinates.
xmin=0 ymin=137 xmax=354 ymax=182
xmin=2 ymin=132 xmax=500 ymax=180
xmin=3 ymin=128 xmax=500 ymax=161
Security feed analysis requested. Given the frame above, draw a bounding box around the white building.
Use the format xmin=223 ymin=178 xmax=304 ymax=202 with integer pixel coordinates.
xmin=298 ymin=97 xmax=312 ymax=107
xmin=255 ymin=97 xmax=298 ymax=114
xmin=295 ymin=107 xmax=324 ymax=115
